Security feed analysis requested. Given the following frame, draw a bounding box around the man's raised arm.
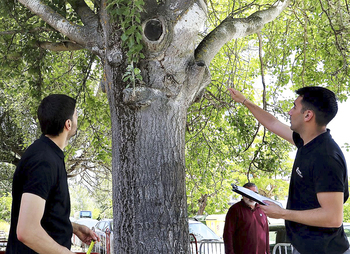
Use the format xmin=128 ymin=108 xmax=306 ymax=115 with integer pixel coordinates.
xmin=228 ymin=88 xmax=294 ymax=145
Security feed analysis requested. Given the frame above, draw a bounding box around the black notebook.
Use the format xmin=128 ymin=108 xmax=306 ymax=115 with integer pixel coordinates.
xmin=231 ymin=184 xmax=283 ymax=208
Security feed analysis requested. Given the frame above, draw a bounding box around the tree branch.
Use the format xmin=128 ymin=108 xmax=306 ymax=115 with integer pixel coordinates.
xmin=67 ymin=0 xmax=98 ymax=26
xmin=195 ymin=0 xmax=291 ymax=64
xmin=37 ymin=41 xmax=84 ymax=51
xmin=17 ymin=0 xmax=90 ymax=46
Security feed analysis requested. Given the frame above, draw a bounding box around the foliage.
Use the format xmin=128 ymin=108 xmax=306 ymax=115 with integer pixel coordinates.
xmin=0 ymin=163 xmax=14 ymax=195
xmin=186 ymin=40 xmax=294 ymax=214
xmin=344 ymin=199 xmax=350 ymax=222
xmin=185 ymin=0 xmax=350 ymax=216
xmin=107 ymin=0 xmax=145 ymax=89
xmin=0 ymin=220 xmax=10 ymax=235
xmin=186 ymin=1 xmax=296 ymax=216
xmin=0 ymin=0 xmax=112 ymax=193
xmin=0 ymin=193 xmax=12 ymax=223
xmin=69 ymin=180 xmax=113 ymax=220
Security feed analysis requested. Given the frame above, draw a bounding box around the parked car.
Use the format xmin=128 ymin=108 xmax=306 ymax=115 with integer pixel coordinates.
xmin=93 ymin=219 xmax=113 ymax=254
xmin=75 ymin=218 xmax=99 ymax=229
xmin=189 ymin=219 xmax=224 ymax=254
xmin=189 ymin=219 xmax=221 ymax=242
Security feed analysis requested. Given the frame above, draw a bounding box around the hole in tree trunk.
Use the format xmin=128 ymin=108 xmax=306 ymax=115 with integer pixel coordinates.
xmin=144 ymin=19 xmax=163 ymax=41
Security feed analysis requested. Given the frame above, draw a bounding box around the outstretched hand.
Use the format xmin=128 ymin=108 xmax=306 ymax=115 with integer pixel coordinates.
xmin=228 ymin=88 xmax=246 ymax=104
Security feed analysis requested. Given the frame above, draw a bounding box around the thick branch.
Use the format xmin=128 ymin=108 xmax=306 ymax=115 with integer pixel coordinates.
xmin=67 ymin=0 xmax=98 ymax=27
xmin=0 ymin=27 xmax=53 ymax=36
xmin=195 ymin=0 xmax=291 ymax=64
xmin=37 ymin=41 xmax=84 ymax=51
xmin=17 ymin=0 xmax=90 ymax=46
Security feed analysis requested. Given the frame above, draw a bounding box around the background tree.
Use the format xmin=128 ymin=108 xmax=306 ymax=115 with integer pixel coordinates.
xmin=186 ymin=0 xmax=350 ymax=216
xmin=1 ymin=0 xmax=350 ymax=253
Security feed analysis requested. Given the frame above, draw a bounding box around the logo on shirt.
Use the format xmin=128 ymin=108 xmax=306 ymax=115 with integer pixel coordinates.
xmin=296 ymin=167 xmax=303 ymax=178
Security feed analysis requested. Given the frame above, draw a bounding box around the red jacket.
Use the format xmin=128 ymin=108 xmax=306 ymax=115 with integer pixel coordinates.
xmin=223 ymin=200 xmax=270 ymax=254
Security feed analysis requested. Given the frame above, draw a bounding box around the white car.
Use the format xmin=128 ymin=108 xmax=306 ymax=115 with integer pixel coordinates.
xmin=189 ymin=219 xmax=224 ymax=254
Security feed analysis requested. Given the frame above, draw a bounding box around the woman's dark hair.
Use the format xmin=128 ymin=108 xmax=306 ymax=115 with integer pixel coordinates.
xmin=296 ymin=86 xmax=338 ymax=126
xmin=37 ymin=94 xmax=76 ymax=136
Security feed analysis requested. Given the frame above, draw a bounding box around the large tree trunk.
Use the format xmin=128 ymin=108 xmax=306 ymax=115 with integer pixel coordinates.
xmin=102 ymin=2 xmax=209 ymax=252
xmin=108 ymin=86 xmax=189 ymax=252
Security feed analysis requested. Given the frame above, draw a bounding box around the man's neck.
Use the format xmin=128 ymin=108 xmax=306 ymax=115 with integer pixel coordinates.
xmin=45 ymin=134 xmax=68 ymax=151
xmin=300 ymin=127 xmax=327 ymax=145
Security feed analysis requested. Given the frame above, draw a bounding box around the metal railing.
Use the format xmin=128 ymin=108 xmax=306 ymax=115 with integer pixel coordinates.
xmin=72 ymin=228 xmax=111 ymax=254
xmin=75 ymin=231 xmax=225 ymax=254
xmin=198 ymin=240 xmax=225 ymax=254
xmin=0 ymin=231 xmax=7 ymax=252
xmin=89 ymin=228 xmax=111 ymax=254
xmin=190 ymin=234 xmax=225 ymax=254
xmin=272 ymin=243 xmax=293 ymax=254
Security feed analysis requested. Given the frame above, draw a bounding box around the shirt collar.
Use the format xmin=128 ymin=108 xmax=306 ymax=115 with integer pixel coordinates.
xmin=40 ymin=134 xmax=65 ymax=160
xmin=241 ymin=199 xmax=259 ymax=211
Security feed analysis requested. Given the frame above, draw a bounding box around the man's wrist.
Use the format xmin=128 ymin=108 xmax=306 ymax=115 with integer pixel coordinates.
xmin=242 ymin=98 xmax=247 ymax=105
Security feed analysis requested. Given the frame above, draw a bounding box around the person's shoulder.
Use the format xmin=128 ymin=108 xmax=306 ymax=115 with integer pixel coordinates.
xmin=316 ymin=132 xmax=344 ymax=159
xmin=228 ymin=201 xmax=243 ymax=211
xmin=21 ymin=139 xmax=58 ymax=168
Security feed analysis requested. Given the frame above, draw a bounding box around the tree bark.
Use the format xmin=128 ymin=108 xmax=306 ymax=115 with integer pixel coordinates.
xmin=107 ymin=83 xmax=189 ymax=252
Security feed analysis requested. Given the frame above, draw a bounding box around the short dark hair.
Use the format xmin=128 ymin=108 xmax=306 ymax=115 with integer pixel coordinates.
xmin=37 ymin=94 xmax=76 ymax=136
xmin=296 ymin=86 xmax=338 ymax=126
xmin=243 ymin=182 xmax=257 ymax=189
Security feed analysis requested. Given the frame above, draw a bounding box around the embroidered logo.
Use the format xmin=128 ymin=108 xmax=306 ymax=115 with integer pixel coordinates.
xmin=296 ymin=167 xmax=303 ymax=178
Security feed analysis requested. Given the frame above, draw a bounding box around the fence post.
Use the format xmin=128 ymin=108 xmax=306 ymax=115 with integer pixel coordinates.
xmin=189 ymin=233 xmax=198 ymax=254
xmin=106 ymin=228 xmax=110 ymax=254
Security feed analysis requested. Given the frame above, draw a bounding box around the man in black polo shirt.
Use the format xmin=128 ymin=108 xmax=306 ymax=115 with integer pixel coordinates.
xmin=6 ymin=94 xmax=99 ymax=254
xmin=228 ymin=86 xmax=349 ymax=254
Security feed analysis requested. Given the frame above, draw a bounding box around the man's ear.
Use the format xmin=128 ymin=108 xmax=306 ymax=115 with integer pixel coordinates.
xmin=65 ymin=119 xmax=72 ymax=130
xmin=304 ymin=110 xmax=314 ymax=122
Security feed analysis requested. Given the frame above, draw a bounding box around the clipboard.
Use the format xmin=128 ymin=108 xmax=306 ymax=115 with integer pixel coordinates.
xmin=231 ymin=184 xmax=283 ymax=208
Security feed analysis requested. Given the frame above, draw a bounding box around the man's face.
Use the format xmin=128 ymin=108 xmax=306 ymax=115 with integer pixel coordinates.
xmin=67 ymin=109 xmax=78 ymax=139
xmin=288 ymin=96 xmax=305 ymax=133
xmin=242 ymin=186 xmax=258 ymax=208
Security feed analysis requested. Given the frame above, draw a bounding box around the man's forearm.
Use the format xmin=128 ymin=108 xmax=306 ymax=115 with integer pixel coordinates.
xmin=17 ymin=193 xmax=74 ymax=254
xmin=17 ymin=225 xmax=73 ymax=254
xmin=281 ymin=207 xmax=342 ymax=228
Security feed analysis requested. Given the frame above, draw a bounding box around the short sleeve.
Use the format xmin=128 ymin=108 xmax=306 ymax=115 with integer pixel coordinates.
xmin=22 ymin=154 xmax=57 ymax=200
xmin=313 ymin=155 xmax=345 ymax=193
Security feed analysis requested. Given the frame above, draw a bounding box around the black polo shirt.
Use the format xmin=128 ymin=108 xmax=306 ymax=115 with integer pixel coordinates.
xmin=6 ymin=135 xmax=73 ymax=253
xmin=286 ymin=130 xmax=349 ymax=254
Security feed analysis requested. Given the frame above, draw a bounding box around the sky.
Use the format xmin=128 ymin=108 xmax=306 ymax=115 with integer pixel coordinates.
xmin=328 ymin=100 xmax=350 ymax=166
